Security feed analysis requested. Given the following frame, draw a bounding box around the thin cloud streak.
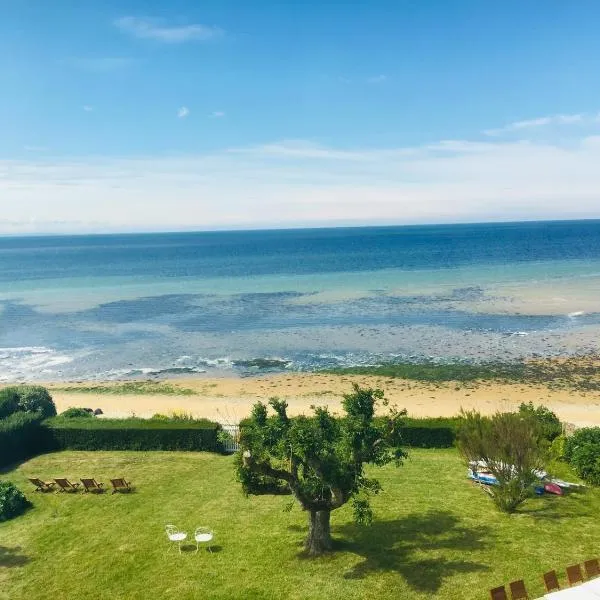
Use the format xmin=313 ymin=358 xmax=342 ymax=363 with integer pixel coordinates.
xmin=483 ymin=113 xmax=587 ymax=136
xmin=177 ymin=106 xmax=190 ymax=118
xmin=3 ymin=128 xmax=600 ymax=234
xmin=115 ymin=16 xmax=223 ymax=43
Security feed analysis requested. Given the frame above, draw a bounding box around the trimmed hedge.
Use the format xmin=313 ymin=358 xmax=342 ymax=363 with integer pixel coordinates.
xmin=47 ymin=417 xmax=223 ymax=452
xmin=0 ymin=412 xmax=49 ymax=467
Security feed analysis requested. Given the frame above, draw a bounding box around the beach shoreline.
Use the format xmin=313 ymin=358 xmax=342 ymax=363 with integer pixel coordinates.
xmin=37 ymin=368 xmax=600 ymax=428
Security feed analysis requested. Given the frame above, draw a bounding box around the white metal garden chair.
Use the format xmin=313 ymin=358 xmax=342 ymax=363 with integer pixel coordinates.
xmin=165 ymin=524 xmax=187 ymax=554
xmin=194 ymin=527 xmax=214 ymax=553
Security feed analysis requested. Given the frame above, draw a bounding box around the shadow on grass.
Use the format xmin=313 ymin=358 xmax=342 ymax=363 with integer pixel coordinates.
xmin=520 ymin=487 xmax=593 ymax=520
xmin=333 ymin=510 xmax=491 ymax=594
xmin=179 ymin=544 xmax=223 ymax=554
xmin=0 ymin=546 xmax=30 ymax=569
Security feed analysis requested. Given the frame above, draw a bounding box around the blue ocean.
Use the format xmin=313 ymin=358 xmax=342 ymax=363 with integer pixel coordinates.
xmin=2 ymin=220 xmax=600 ymax=382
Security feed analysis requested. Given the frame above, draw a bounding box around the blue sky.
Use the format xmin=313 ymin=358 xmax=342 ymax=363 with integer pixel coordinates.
xmin=2 ymin=1 xmax=600 ymax=233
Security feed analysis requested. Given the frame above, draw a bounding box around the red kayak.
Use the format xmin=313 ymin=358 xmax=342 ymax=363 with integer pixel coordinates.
xmin=544 ymin=483 xmax=564 ymax=496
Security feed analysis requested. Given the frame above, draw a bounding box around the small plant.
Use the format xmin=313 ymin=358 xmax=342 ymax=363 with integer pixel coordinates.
xmin=0 ymin=481 xmax=31 ymax=522
xmin=60 ymin=407 xmax=95 ymax=418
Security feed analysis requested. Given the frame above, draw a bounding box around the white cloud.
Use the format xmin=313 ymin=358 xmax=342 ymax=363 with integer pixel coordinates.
xmin=484 ymin=113 xmax=587 ymax=136
xmin=115 ymin=16 xmax=223 ymax=43
xmin=3 ymin=123 xmax=600 ymax=234
xmin=177 ymin=106 xmax=190 ymax=119
xmin=210 ymin=111 xmax=225 ymax=118
xmin=65 ymin=57 xmax=136 ymax=72
xmin=367 ymin=74 xmax=388 ymax=84
xmin=23 ymin=146 xmax=48 ymax=152
xmin=83 ymin=105 xmax=94 ymax=112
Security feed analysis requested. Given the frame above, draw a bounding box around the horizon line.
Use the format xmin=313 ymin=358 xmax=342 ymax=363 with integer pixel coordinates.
xmin=1 ymin=215 xmax=600 ymax=239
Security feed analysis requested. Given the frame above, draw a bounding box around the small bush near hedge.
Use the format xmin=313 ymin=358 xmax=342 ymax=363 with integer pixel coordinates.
xmin=0 ymin=481 xmax=31 ymax=522
xmin=564 ymin=427 xmax=600 ymax=485
xmin=47 ymin=417 xmax=223 ymax=452
xmin=0 ymin=412 xmax=49 ymax=468
xmin=59 ymin=407 xmax=96 ymax=418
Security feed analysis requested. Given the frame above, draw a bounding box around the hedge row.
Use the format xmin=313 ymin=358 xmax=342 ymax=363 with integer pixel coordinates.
xmin=46 ymin=417 xmax=222 ymax=452
xmin=373 ymin=416 xmax=460 ymax=449
xmin=48 ymin=425 xmax=222 ymax=452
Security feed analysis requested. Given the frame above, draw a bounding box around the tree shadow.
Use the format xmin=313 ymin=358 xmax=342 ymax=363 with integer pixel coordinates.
xmin=334 ymin=510 xmax=491 ymax=594
xmin=0 ymin=546 xmax=30 ymax=569
xmin=520 ymin=487 xmax=593 ymax=520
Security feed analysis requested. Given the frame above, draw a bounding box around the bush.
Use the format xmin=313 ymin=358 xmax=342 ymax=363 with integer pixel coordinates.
xmin=60 ymin=407 xmax=95 ymax=418
xmin=0 ymin=412 xmax=49 ymax=468
xmin=0 ymin=385 xmax=56 ymax=419
xmin=457 ymin=410 xmax=546 ymax=513
xmin=0 ymin=481 xmax=31 ymax=522
xmin=47 ymin=417 xmax=223 ymax=452
xmin=564 ymin=427 xmax=600 ymax=485
xmin=0 ymin=388 xmax=20 ymax=419
xmin=518 ymin=402 xmax=562 ymax=441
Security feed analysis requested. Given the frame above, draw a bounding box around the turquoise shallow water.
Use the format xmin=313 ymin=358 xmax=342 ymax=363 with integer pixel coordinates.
xmin=1 ymin=221 xmax=600 ymax=381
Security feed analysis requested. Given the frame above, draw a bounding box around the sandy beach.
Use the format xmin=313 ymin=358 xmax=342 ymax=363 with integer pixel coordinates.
xmin=45 ymin=372 xmax=600 ymax=428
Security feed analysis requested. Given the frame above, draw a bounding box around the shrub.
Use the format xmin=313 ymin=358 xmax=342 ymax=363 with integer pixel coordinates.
xmin=457 ymin=410 xmax=546 ymax=513
xmin=47 ymin=417 xmax=223 ymax=452
xmin=0 ymin=412 xmax=49 ymax=468
xmin=564 ymin=427 xmax=600 ymax=485
xmin=60 ymin=407 xmax=95 ymax=418
xmin=0 ymin=481 xmax=31 ymax=522
xmin=0 ymin=385 xmax=56 ymax=419
xmin=518 ymin=402 xmax=562 ymax=441
xmin=0 ymin=388 xmax=20 ymax=419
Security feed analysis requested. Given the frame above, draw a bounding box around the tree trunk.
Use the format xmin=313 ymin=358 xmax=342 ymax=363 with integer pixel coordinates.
xmin=305 ymin=509 xmax=332 ymax=556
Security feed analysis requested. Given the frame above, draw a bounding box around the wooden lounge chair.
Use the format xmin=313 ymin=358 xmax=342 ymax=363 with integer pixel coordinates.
xmin=54 ymin=478 xmax=81 ymax=493
xmin=80 ymin=478 xmax=105 ymax=493
xmin=543 ymin=571 xmax=560 ymax=593
xmin=490 ymin=585 xmax=508 ymax=600
xmin=584 ymin=558 xmax=600 ymax=579
xmin=110 ymin=478 xmax=132 ymax=494
xmin=566 ymin=564 xmax=584 ymax=586
xmin=28 ymin=478 xmax=56 ymax=492
xmin=509 ymin=579 xmax=529 ymax=599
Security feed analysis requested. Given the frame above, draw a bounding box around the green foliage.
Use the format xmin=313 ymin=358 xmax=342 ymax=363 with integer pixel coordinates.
xmin=51 ymin=381 xmax=196 ymax=395
xmin=457 ymin=410 xmax=546 ymax=513
xmin=0 ymin=388 xmax=20 ymax=419
xmin=0 ymin=412 xmax=48 ymax=468
xmin=518 ymin=402 xmax=562 ymax=441
xmin=549 ymin=434 xmax=567 ymax=461
xmin=564 ymin=427 xmax=600 ymax=485
xmin=325 ymin=356 xmax=600 ymax=391
xmin=237 ymin=385 xmax=406 ymax=554
xmin=0 ymin=481 xmax=31 ymax=522
xmin=47 ymin=416 xmax=222 ymax=452
xmin=60 ymin=407 xmax=95 ymax=418
xmin=0 ymin=385 xmax=56 ymax=419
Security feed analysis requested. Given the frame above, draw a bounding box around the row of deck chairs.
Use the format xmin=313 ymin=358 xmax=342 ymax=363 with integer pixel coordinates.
xmin=29 ymin=477 xmax=132 ymax=494
xmin=490 ymin=557 xmax=600 ymax=599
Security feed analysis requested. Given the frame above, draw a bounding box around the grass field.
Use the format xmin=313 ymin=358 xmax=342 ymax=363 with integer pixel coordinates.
xmin=1 ymin=449 xmax=598 ymax=600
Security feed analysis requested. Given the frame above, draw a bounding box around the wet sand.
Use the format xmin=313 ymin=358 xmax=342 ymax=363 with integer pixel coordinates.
xmin=47 ymin=373 xmax=600 ymax=428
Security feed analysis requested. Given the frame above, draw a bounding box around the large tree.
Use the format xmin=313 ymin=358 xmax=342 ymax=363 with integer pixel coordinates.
xmin=236 ymin=385 xmax=406 ymax=556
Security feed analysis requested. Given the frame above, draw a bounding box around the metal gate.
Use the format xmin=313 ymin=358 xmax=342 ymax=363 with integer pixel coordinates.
xmin=221 ymin=424 xmax=240 ymax=453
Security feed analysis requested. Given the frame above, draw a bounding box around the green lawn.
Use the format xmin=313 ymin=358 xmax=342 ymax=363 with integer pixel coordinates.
xmin=1 ymin=449 xmax=598 ymax=600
